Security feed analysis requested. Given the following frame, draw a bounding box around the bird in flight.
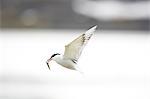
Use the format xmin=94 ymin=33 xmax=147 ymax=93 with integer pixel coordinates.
xmin=46 ymin=25 xmax=97 ymax=72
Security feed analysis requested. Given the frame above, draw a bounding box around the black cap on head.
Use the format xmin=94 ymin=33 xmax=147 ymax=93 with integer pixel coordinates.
xmin=50 ymin=53 xmax=60 ymax=59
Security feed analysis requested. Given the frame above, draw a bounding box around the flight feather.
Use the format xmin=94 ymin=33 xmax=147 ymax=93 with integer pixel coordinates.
xmin=63 ymin=25 xmax=97 ymax=62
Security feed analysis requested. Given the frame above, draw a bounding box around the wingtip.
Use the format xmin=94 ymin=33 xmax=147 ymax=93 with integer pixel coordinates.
xmin=86 ymin=25 xmax=97 ymax=34
xmin=88 ymin=25 xmax=97 ymax=30
xmin=92 ymin=25 xmax=97 ymax=29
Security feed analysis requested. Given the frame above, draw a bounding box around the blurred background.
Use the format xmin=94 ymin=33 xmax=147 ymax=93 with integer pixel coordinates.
xmin=0 ymin=0 xmax=150 ymax=99
xmin=1 ymin=0 xmax=150 ymax=30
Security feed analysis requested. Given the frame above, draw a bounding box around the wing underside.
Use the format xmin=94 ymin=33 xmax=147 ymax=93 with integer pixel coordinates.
xmin=63 ymin=25 xmax=97 ymax=61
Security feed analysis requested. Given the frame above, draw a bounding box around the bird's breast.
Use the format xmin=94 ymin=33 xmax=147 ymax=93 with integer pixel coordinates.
xmin=56 ymin=59 xmax=77 ymax=70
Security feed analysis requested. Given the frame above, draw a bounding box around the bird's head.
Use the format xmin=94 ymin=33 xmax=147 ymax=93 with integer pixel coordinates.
xmin=46 ymin=53 xmax=61 ymax=70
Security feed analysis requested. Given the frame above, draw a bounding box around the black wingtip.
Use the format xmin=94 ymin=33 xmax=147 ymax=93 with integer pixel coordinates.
xmin=88 ymin=25 xmax=98 ymax=30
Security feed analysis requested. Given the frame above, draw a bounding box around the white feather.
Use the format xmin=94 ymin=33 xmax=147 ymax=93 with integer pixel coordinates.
xmin=47 ymin=25 xmax=97 ymax=72
xmin=63 ymin=25 xmax=97 ymax=62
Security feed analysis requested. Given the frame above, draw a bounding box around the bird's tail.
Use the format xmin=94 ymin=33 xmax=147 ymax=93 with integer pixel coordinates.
xmin=75 ymin=66 xmax=84 ymax=74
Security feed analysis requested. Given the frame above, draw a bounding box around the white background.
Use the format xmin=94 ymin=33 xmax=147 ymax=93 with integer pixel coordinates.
xmin=0 ymin=30 xmax=150 ymax=99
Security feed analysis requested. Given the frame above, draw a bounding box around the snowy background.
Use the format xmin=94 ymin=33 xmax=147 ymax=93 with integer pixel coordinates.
xmin=0 ymin=30 xmax=150 ymax=99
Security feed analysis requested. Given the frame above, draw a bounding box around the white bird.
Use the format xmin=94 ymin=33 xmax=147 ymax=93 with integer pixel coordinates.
xmin=46 ymin=25 xmax=97 ymax=72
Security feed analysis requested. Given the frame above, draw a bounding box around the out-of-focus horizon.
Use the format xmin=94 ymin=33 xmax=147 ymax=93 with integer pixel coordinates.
xmin=1 ymin=0 xmax=150 ymax=30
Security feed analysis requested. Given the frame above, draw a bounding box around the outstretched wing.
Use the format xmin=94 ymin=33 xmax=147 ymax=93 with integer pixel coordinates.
xmin=63 ymin=25 xmax=97 ymax=62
